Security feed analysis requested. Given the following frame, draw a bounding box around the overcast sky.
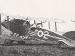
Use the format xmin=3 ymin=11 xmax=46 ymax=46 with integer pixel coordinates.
xmin=0 ymin=0 xmax=75 ymax=20
xmin=1 ymin=0 xmax=75 ymax=32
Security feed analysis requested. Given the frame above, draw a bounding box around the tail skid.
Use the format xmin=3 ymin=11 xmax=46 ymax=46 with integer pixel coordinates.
xmin=59 ymin=38 xmax=75 ymax=47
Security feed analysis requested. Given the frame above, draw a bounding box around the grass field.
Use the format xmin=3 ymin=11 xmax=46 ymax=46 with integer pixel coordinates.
xmin=1 ymin=29 xmax=75 ymax=56
xmin=0 ymin=44 xmax=75 ymax=56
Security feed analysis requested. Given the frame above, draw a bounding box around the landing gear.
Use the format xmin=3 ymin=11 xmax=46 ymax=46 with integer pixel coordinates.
xmin=4 ymin=39 xmax=13 ymax=45
xmin=4 ymin=39 xmax=25 ymax=45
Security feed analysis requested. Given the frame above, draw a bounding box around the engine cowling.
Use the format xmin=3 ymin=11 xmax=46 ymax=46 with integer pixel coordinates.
xmin=2 ymin=19 xmax=30 ymax=36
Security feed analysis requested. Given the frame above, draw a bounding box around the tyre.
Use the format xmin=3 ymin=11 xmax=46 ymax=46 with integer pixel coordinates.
xmin=18 ymin=41 xmax=25 ymax=45
xmin=4 ymin=39 xmax=12 ymax=45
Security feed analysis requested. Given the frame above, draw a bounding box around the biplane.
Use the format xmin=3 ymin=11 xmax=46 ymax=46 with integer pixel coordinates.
xmin=1 ymin=16 xmax=75 ymax=48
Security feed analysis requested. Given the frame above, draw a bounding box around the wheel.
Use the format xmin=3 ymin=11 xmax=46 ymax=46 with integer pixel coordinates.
xmin=4 ymin=39 xmax=12 ymax=45
xmin=18 ymin=41 xmax=25 ymax=45
xmin=63 ymin=31 xmax=75 ymax=40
